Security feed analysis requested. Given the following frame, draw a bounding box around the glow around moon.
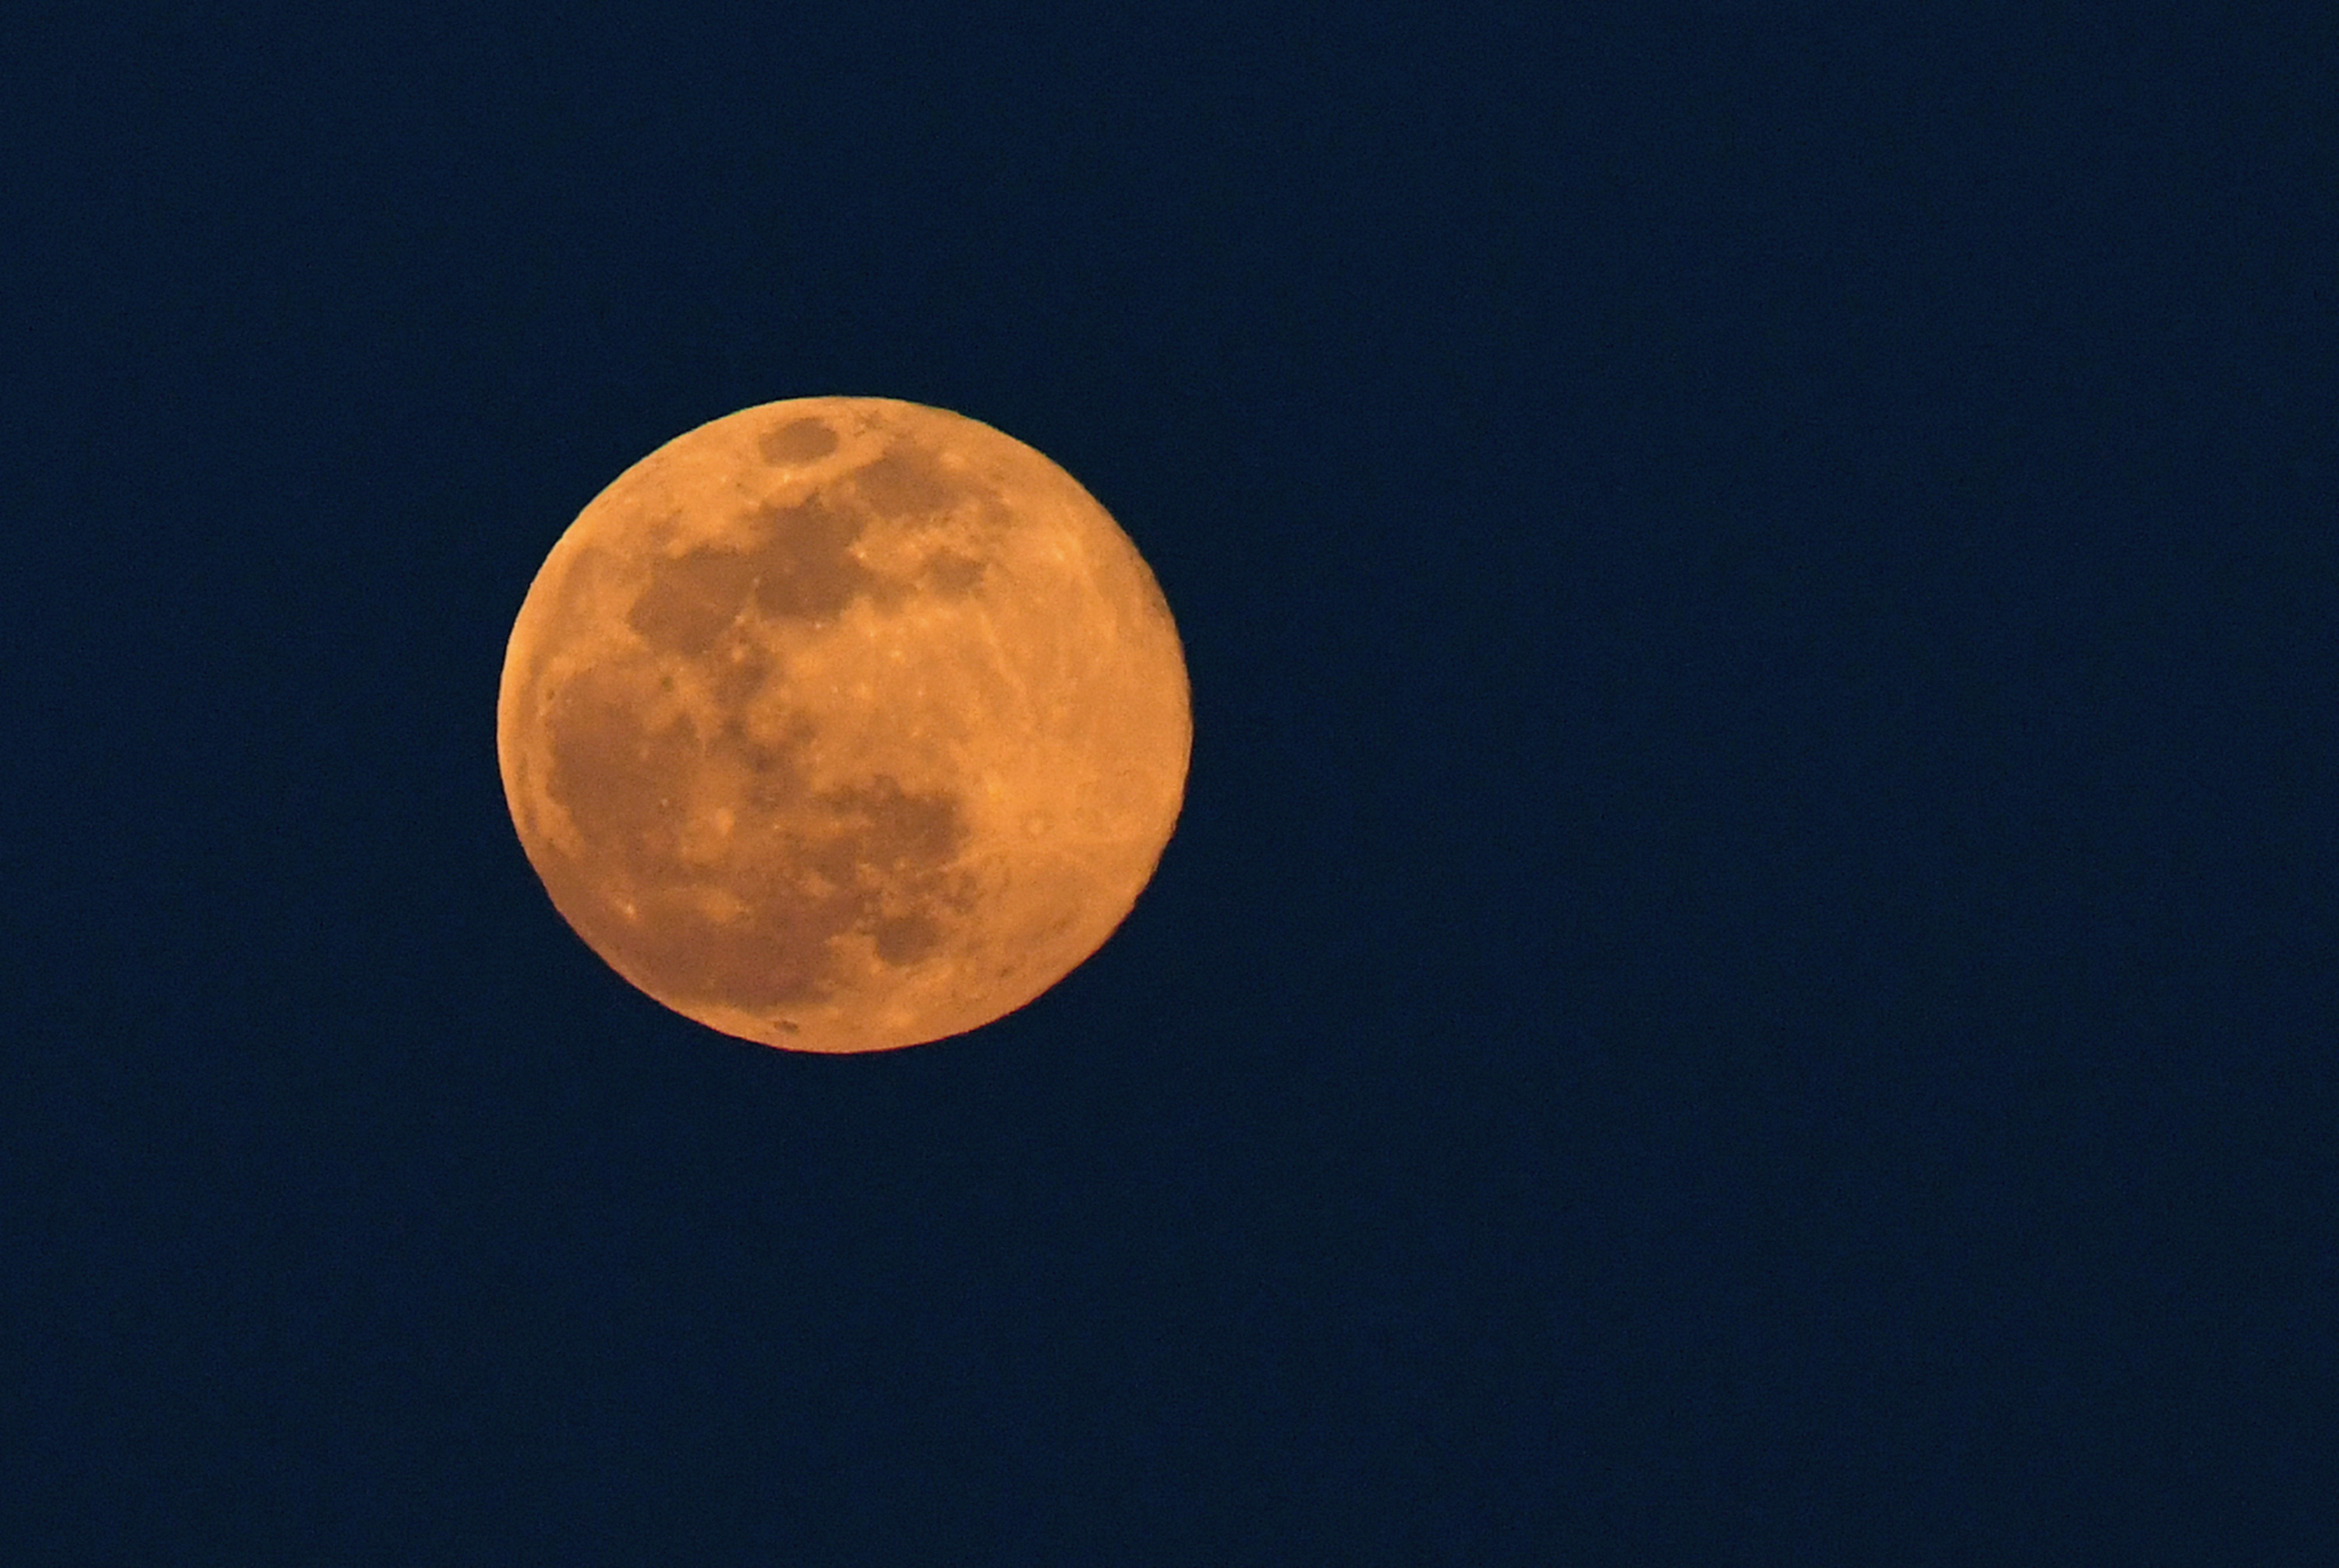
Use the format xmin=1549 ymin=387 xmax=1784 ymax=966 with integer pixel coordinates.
xmin=497 ymin=398 xmax=1191 ymax=1053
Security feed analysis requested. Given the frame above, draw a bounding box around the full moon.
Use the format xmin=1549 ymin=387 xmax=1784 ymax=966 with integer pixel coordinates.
xmin=497 ymin=397 xmax=1191 ymax=1053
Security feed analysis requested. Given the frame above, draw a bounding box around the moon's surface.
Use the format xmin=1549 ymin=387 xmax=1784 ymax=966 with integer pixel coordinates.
xmin=497 ymin=397 xmax=1191 ymax=1053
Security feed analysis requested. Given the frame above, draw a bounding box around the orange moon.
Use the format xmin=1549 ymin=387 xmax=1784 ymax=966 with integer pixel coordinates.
xmin=496 ymin=397 xmax=1191 ymax=1053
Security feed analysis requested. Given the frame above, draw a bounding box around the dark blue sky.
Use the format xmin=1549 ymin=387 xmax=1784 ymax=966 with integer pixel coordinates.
xmin=7 ymin=4 xmax=2333 ymax=1560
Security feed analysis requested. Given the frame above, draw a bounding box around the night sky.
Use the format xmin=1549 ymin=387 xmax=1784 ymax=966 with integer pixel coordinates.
xmin=8 ymin=5 xmax=2334 ymax=1560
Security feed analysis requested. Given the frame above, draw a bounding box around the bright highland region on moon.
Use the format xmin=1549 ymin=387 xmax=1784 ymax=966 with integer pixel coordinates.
xmin=497 ymin=398 xmax=1192 ymax=1053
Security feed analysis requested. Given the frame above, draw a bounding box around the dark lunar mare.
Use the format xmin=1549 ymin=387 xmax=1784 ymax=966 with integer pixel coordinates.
xmin=540 ymin=661 xmax=975 ymax=1010
xmin=538 ymin=437 xmax=990 ymax=1014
